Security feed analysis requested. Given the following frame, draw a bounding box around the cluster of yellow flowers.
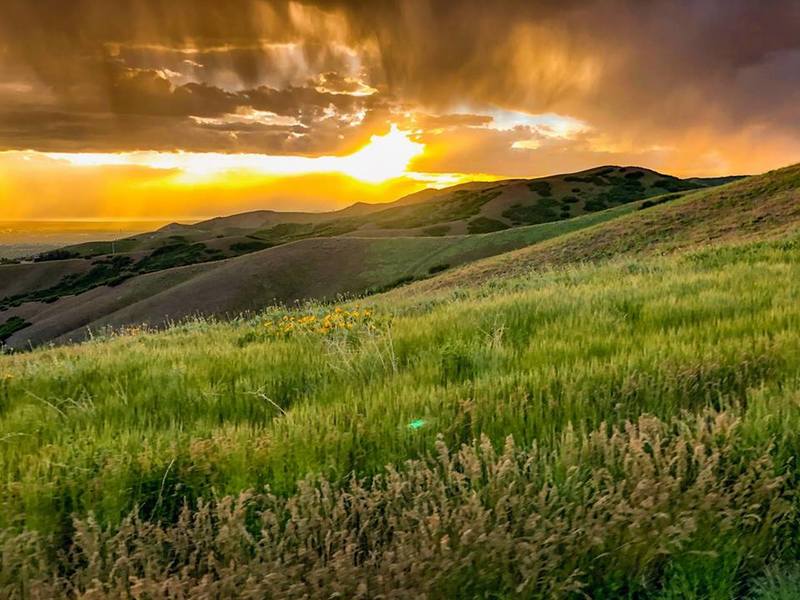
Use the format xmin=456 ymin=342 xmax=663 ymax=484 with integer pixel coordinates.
xmin=112 ymin=324 xmax=153 ymax=338
xmin=262 ymin=306 xmax=375 ymax=338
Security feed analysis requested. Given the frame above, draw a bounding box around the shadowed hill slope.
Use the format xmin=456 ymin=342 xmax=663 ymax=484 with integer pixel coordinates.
xmin=2 ymin=200 xmax=647 ymax=348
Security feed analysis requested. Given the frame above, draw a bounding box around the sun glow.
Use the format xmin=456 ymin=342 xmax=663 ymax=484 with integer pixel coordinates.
xmin=338 ymin=126 xmax=424 ymax=182
xmin=42 ymin=125 xmax=425 ymax=185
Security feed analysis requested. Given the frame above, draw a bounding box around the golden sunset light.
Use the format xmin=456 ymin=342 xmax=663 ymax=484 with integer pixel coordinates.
xmin=1 ymin=0 xmax=796 ymax=221
xmin=1 ymin=126 xmax=484 ymax=219
xmin=40 ymin=125 xmax=424 ymax=185
xmin=3 ymin=2 xmax=800 ymax=593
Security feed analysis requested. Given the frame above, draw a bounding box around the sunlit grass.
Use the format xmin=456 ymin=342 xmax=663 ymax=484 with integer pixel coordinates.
xmin=2 ymin=234 xmax=800 ymax=595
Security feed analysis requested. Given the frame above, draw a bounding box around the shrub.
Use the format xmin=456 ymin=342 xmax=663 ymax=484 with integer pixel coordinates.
xmin=625 ymin=170 xmax=646 ymax=180
xmin=230 ymin=240 xmax=272 ymax=253
xmin=428 ymin=263 xmax=450 ymax=274
xmin=503 ymin=197 xmax=561 ymax=224
xmin=33 ymin=249 xmax=80 ymax=262
xmin=584 ymin=198 xmax=608 ymax=211
xmin=639 ymin=193 xmax=684 ymax=210
xmin=0 ymin=317 xmax=30 ymax=342
xmin=467 ymin=217 xmax=510 ymax=234
xmin=526 ymin=181 xmax=553 ymax=196
xmin=654 ymin=178 xmax=700 ymax=193
xmin=422 ymin=225 xmax=451 ymax=237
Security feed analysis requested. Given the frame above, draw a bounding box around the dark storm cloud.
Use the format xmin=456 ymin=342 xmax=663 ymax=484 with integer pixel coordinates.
xmin=0 ymin=0 xmax=798 ymax=165
xmin=322 ymin=0 xmax=800 ymax=133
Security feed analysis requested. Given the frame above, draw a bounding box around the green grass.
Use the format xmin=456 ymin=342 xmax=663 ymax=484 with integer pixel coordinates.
xmin=349 ymin=199 xmax=647 ymax=289
xmin=749 ymin=567 xmax=800 ymax=599
xmin=3 ymin=233 xmax=800 ymax=595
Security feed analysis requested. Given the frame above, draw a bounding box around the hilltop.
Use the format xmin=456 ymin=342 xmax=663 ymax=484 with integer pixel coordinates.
xmin=397 ymin=163 xmax=800 ymax=295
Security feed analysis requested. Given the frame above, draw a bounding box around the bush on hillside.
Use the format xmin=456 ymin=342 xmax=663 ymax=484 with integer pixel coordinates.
xmin=467 ymin=217 xmax=510 ymax=234
xmin=0 ymin=316 xmax=30 ymax=342
xmin=526 ymin=181 xmax=553 ymax=196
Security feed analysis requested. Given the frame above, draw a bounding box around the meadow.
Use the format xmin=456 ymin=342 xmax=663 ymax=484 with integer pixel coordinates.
xmin=2 ymin=233 xmax=800 ymax=597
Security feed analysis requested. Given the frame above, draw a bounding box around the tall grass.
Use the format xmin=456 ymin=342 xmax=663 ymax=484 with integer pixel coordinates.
xmin=0 ymin=409 xmax=794 ymax=598
xmin=2 ymin=235 xmax=800 ymax=595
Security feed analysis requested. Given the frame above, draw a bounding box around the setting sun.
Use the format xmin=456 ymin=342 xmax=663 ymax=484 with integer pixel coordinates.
xmin=40 ymin=125 xmax=425 ymax=187
xmin=338 ymin=125 xmax=424 ymax=183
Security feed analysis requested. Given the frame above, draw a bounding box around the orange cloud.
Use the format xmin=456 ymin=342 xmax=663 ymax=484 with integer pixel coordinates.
xmin=1 ymin=0 xmax=799 ymax=220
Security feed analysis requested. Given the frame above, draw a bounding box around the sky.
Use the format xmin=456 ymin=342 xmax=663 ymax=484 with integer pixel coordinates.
xmin=1 ymin=0 xmax=799 ymax=220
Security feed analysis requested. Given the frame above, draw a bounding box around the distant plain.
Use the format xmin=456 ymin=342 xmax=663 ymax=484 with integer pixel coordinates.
xmin=0 ymin=220 xmax=184 ymax=259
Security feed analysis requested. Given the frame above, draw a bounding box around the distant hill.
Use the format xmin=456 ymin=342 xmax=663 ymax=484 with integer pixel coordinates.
xmin=0 ymin=165 xmax=747 ymax=348
xmin=393 ymin=164 xmax=799 ymax=296
xmin=1 ymin=166 xmax=726 ymax=302
xmin=0 ymin=201 xmax=649 ymax=347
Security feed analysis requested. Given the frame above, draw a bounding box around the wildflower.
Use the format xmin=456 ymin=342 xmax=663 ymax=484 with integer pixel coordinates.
xmin=259 ymin=305 xmax=377 ymax=339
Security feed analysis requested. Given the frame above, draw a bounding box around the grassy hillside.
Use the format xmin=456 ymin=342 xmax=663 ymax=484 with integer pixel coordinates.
xmin=0 ymin=165 xmax=733 ymax=350
xmin=0 ymin=164 xmax=761 ymax=349
xmin=0 ymin=198 xmax=650 ymax=348
xmin=399 ymin=163 xmax=800 ymax=295
xmin=1 ymin=166 xmax=717 ymax=307
xmin=2 ymin=233 xmax=800 ymax=596
xmin=1 ymin=161 xmax=800 ymax=595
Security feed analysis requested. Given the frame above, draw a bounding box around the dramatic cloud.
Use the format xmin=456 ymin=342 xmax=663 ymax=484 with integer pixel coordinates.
xmin=0 ymin=0 xmax=798 ymax=217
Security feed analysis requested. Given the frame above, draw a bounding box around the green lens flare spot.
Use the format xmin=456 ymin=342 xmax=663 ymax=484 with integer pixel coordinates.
xmin=408 ymin=419 xmax=426 ymax=430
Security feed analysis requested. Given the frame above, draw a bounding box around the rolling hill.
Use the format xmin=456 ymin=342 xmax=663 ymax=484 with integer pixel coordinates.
xmin=0 ymin=166 xmax=739 ymax=348
xmin=1 ymin=162 xmax=799 ymax=597
xmin=2 ymin=166 xmax=725 ymax=298
xmin=395 ymin=162 xmax=800 ymax=296
xmin=0 ymin=201 xmax=648 ymax=347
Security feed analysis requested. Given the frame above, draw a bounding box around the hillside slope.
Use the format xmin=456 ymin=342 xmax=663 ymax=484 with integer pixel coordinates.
xmin=2 ymin=166 xmax=718 ymax=298
xmin=394 ymin=163 xmax=800 ymax=296
xmin=134 ymin=165 xmax=717 ymax=243
xmin=0 ymin=165 xmax=745 ymax=349
xmin=2 ymin=200 xmax=644 ymax=348
xmin=2 ymin=203 xmax=800 ymax=596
